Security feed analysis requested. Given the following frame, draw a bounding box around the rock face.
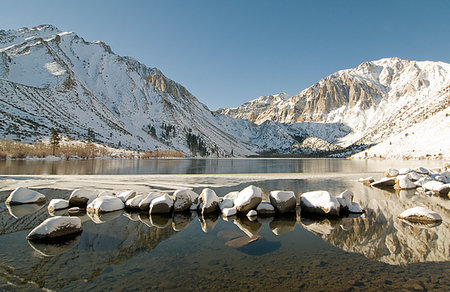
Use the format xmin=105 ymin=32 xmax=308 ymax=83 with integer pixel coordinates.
xmin=199 ymin=188 xmax=220 ymax=214
xmin=234 ymin=185 xmax=263 ymax=213
xmin=6 ymin=187 xmax=46 ymax=205
xmin=398 ymin=207 xmax=442 ymax=223
xmin=269 ymin=191 xmax=296 ymax=213
xmin=300 ymin=191 xmax=340 ymax=217
xmin=47 ymin=199 xmax=69 ymax=212
xmin=69 ymin=189 xmax=99 ymax=206
xmin=26 ymin=216 xmax=82 ymax=241
xmin=149 ymin=194 xmax=173 ymax=214
xmin=87 ymin=196 xmax=125 ymax=213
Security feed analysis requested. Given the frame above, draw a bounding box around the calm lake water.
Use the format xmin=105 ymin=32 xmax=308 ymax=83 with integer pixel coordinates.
xmin=0 ymin=159 xmax=449 ymax=291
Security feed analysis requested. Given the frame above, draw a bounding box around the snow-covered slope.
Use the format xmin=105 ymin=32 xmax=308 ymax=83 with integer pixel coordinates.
xmin=217 ymin=57 xmax=450 ymax=158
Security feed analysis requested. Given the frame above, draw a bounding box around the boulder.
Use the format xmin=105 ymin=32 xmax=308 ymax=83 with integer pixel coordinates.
xmin=269 ymin=191 xmax=296 ymax=213
xmin=125 ymin=194 xmax=146 ymax=209
xmin=398 ymin=207 xmax=442 ymax=223
xmin=256 ymin=201 xmax=276 ymax=216
xmin=223 ymin=191 xmax=239 ymax=201
xmin=199 ymin=188 xmax=220 ymax=214
xmin=87 ymin=196 xmax=124 ymax=213
xmin=234 ymin=185 xmax=262 ymax=213
xmin=98 ymin=190 xmax=116 ymax=197
xmin=335 ymin=190 xmax=364 ymax=214
xmin=370 ymin=177 xmax=396 ymax=188
xmin=399 ymin=168 xmax=412 ymax=175
xmin=219 ymin=198 xmax=234 ymax=211
xmin=414 ymin=176 xmax=433 ymax=187
xmin=384 ymin=168 xmax=399 ymax=177
xmin=407 ymin=171 xmax=422 ymax=181
xmin=69 ymin=189 xmax=99 ymax=206
xmin=222 ymin=206 xmax=237 ymax=217
xmin=149 ymin=194 xmax=173 ymax=214
xmin=415 ymin=167 xmax=430 ymax=175
xmin=26 ymin=216 xmax=82 ymax=241
xmin=117 ymin=190 xmax=136 ymax=202
xmin=6 ymin=187 xmax=46 ymax=205
xmin=395 ymin=175 xmax=417 ymax=190
xmin=139 ymin=192 xmax=161 ymax=210
xmin=47 ymin=199 xmax=69 ymax=212
xmin=173 ymin=189 xmax=195 ymax=212
xmin=422 ymin=181 xmax=444 ymax=192
xmin=247 ymin=210 xmax=257 ymax=217
xmin=300 ymin=191 xmax=340 ymax=217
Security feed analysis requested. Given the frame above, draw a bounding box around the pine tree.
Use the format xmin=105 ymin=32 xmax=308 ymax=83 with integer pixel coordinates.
xmin=49 ymin=128 xmax=60 ymax=156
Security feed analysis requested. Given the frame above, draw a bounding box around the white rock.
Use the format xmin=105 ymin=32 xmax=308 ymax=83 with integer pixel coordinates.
xmin=422 ymin=181 xmax=444 ymax=192
xmin=219 ymin=198 xmax=234 ymax=211
xmin=125 ymin=194 xmax=146 ymax=209
xmin=149 ymin=194 xmax=173 ymax=214
xmin=200 ymin=188 xmax=220 ymax=214
xmin=222 ymin=206 xmax=237 ymax=217
xmin=336 ymin=190 xmax=353 ymax=210
xmin=269 ymin=191 xmax=296 ymax=213
xmin=414 ymin=176 xmax=433 ymax=187
xmin=371 ymin=177 xmax=396 ymax=188
xmin=399 ymin=168 xmax=412 ymax=175
xmin=358 ymin=176 xmax=375 ymax=185
xmin=234 ymin=185 xmax=262 ymax=213
xmin=6 ymin=187 xmax=46 ymax=205
xmin=69 ymin=189 xmax=99 ymax=206
xmin=384 ymin=168 xmax=399 ymax=177
xmin=117 ymin=190 xmax=136 ymax=202
xmin=87 ymin=196 xmax=124 ymax=213
xmin=223 ymin=191 xmax=239 ymax=202
xmin=98 ymin=190 xmax=116 ymax=197
xmin=407 ymin=171 xmax=422 ymax=181
xmin=26 ymin=216 xmax=82 ymax=240
xmin=173 ymin=189 xmax=195 ymax=212
xmin=139 ymin=192 xmax=161 ymax=210
xmin=47 ymin=199 xmax=69 ymax=212
xmin=395 ymin=175 xmax=417 ymax=190
xmin=247 ymin=210 xmax=257 ymax=217
xmin=256 ymin=201 xmax=276 ymax=215
xmin=398 ymin=207 xmax=442 ymax=223
xmin=300 ymin=191 xmax=340 ymax=217
xmin=68 ymin=207 xmax=81 ymax=214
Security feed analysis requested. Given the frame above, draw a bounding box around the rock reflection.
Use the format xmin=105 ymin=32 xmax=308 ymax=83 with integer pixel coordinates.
xmin=234 ymin=215 xmax=262 ymax=237
xmin=149 ymin=213 xmax=172 ymax=229
xmin=269 ymin=213 xmax=296 ymax=235
xmin=199 ymin=213 xmax=218 ymax=232
xmin=28 ymin=234 xmax=81 ymax=257
xmin=6 ymin=203 xmax=45 ymax=219
xmin=87 ymin=210 xmax=123 ymax=224
xmin=172 ymin=212 xmax=195 ymax=231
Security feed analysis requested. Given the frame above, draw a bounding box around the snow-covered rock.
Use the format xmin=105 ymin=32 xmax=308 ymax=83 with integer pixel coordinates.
xmin=139 ymin=192 xmax=161 ymax=210
xmin=384 ymin=168 xmax=399 ymax=178
xmin=199 ymin=188 xmax=220 ymax=214
xmin=269 ymin=190 xmax=296 ymax=213
xmin=69 ymin=189 xmax=99 ymax=206
xmin=399 ymin=168 xmax=412 ymax=175
xmin=6 ymin=187 xmax=46 ymax=205
xmin=234 ymin=185 xmax=262 ymax=213
xmin=26 ymin=216 xmax=82 ymax=241
xmin=86 ymin=196 xmax=124 ymax=213
xmin=149 ymin=194 xmax=173 ymax=214
xmin=422 ymin=181 xmax=444 ymax=192
xmin=415 ymin=167 xmax=430 ymax=175
xmin=219 ymin=198 xmax=234 ymax=211
xmin=407 ymin=171 xmax=422 ymax=181
xmin=247 ymin=210 xmax=257 ymax=217
xmin=300 ymin=191 xmax=340 ymax=217
xmin=173 ymin=189 xmax=194 ymax=212
xmin=358 ymin=177 xmax=375 ymax=185
xmin=223 ymin=191 xmax=239 ymax=202
xmin=222 ymin=206 xmax=237 ymax=217
xmin=395 ymin=175 xmax=417 ymax=190
xmin=256 ymin=201 xmax=276 ymax=216
xmin=371 ymin=177 xmax=396 ymax=188
xmin=47 ymin=199 xmax=69 ymax=212
xmin=398 ymin=207 xmax=442 ymax=223
xmin=117 ymin=190 xmax=136 ymax=203
xmin=125 ymin=194 xmax=146 ymax=209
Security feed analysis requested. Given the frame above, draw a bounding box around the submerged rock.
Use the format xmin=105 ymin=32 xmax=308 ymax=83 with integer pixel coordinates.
xmin=300 ymin=191 xmax=340 ymax=217
xmin=200 ymin=188 xmax=220 ymax=214
xmin=269 ymin=190 xmax=296 ymax=213
xmin=69 ymin=189 xmax=99 ymax=206
xmin=47 ymin=199 xmax=69 ymax=212
xmin=6 ymin=187 xmax=46 ymax=205
xmin=26 ymin=216 xmax=82 ymax=241
xmin=398 ymin=207 xmax=442 ymax=223
xmin=87 ymin=196 xmax=124 ymax=213
xmin=234 ymin=185 xmax=262 ymax=213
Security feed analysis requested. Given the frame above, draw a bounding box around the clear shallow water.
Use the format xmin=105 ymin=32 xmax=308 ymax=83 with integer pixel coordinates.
xmin=0 ymin=158 xmax=447 ymax=175
xmin=0 ymin=160 xmax=449 ymax=291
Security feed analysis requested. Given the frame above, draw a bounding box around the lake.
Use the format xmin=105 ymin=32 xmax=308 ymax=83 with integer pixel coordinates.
xmin=0 ymin=159 xmax=449 ymax=291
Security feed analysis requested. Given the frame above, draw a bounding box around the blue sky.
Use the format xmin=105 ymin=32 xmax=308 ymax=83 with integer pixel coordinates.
xmin=1 ymin=0 xmax=449 ymax=109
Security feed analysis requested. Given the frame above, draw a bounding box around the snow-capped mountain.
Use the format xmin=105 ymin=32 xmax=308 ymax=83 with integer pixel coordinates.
xmin=218 ymin=57 xmax=450 ymax=158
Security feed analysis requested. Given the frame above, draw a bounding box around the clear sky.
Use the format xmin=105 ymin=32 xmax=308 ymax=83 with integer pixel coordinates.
xmin=1 ymin=0 xmax=449 ymax=110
